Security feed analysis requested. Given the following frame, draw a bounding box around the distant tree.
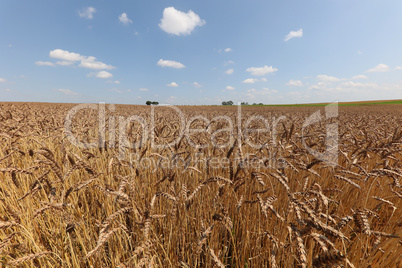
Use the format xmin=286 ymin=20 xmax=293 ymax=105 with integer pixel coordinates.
xmin=258 ymin=103 xmax=264 ymax=105
xmin=152 ymin=101 xmax=159 ymax=105
xmin=241 ymin=102 xmax=249 ymax=106
xmin=146 ymin=101 xmax=152 ymax=105
xmin=252 ymin=103 xmax=257 ymax=105
xmin=222 ymin=100 xmax=234 ymax=106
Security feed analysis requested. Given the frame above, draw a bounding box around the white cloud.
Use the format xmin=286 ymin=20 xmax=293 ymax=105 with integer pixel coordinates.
xmin=159 ymin=7 xmax=206 ymax=36
xmin=395 ymin=66 xmax=402 ymax=70
xmin=35 ymin=61 xmax=55 ymax=67
xmin=49 ymin=49 xmax=85 ymax=62
xmin=167 ymin=82 xmax=178 ymax=87
xmin=157 ymin=59 xmax=185 ymax=69
xmin=79 ymin=56 xmax=115 ymax=70
xmin=0 ymin=78 xmax=7 ymax=83
xmin=242 ymin=78 xmax=259 ymax=84
xmin=87 ymin=71 xmax=113 ymax=78
xmin=352 ymin=75 xmax=368 ymax=79
xmin=56 ymin=61 xmax=74 ymax=66
xmin=317 ymin=75 xmax=340 ymax=82
xmin=138 ymin=88 xmax=149 ymax=92
xmin=49 ymin=49 xmax=115 ymax=70
xmin=225 ymin=68 xmax=234 ymax=75
xmin=119 ymin=13 xmax=132 ymax=25
xmin=284 ymin=29 xmax=303 ymax=42
xmin=339 ymin=81 xmax=378 ymax=88
xmin=54 ymin=89 xmax=79 ymax=95
xmin=241 ymin=78 xmax=267 ymax=84
xmin=246 ymin=65 xmax=278 ymax=76
xmin=226 ymin=86 xmax=235 ymax=90
xmin=286 ymin=80 xmax=303 ymax=86
xmin=193 ymin=82 xmax=202 ymax=88
xmin=78 ymin=7 xmax=96 ymax=19
xmin=367 ymin=63 xmax=390 ymax=73
xmin=1 ymin=88 xmax=11 ymax=92
xmin=224 ymin=48 xmax=232 ymax=53
xmin=96 ymin=71 xmax=113 ymax=79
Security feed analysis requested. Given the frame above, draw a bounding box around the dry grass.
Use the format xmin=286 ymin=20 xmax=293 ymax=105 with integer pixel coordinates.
xmin=0 ymin=102 xmax=401 ymax=267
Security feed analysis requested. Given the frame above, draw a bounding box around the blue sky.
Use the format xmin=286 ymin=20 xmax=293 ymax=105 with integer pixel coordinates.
xmin=1 ymin=0 xmax=402 ymax=105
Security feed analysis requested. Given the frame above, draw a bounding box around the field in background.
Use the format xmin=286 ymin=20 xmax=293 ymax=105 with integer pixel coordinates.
xmin=260 ymin=99 xmax=402 ymax=107
xmin=0 ymin=102 xmax=401 ymax=267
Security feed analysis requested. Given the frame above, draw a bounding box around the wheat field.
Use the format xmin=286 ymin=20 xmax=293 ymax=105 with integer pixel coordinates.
xmin=0 ymin=102 xmax=401 ymax=267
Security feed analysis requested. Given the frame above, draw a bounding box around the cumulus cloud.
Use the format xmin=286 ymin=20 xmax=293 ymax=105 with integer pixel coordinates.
xmin=159 ymin=7 xmax=206 ymax=35
xmin=167 ymin=82 xmax=178 ymax=87
xmin=284 ymin=29 xmax=303 ymax=42
xmin=35 ymin=61 xmax=55 ymax=67
xmin=226 ymin=86 xmax=235 ymax=90
xmin=87 ymin=71 xmax=113 ymax=78
xmin=225 ymin=68 xmax=234 ymax=75
xmin=242 ymin=78 xmax=259 ymax=84
xmin=48 ymin=49 xmax=115 ymax=70
xmin=80 ymin=58 xmax=113 ymax=70
xmin=54 ymin=89 xmax=79 ymax=95
xmin=367 ymin=63 xmax=390 ymax=73
xmin=78 ymin=7 xmax=96 ymax=19
xmin=352 ymin=75 xmax=368 ymax=79
xmin=193 ymin=82 xmax=202 ymax=88
xmin=0 ymin=78 xmax=6 ymax=83
xmin=96 ymin=71 xmax=113 ymax=79
xmin=138 ymin=88 xmax=149 ymax=92
xmin=246 ymin=65 xmax=278 ymax=76
xmin=395 ymin=66 xmax=402 ymax=70
xmin=49 ymin=49 xmax=85 ymax=62
xmin=79 ymin=57 xmax=115 ymax=70
xmin=286 ymin=80 xmax=303 ymax=86
xmin=157 ymin=59 xmax=185 ymax=69
xmin=119 ymin=13 xmax=132 ymax=25
xmin=317 ymin=75 xmax=340 ymax=82
xmin=224 ymin=48 xmax=232 ymax=53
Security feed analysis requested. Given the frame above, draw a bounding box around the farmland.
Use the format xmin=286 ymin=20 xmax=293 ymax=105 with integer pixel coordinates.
xmin=0 ymin=102 xmax=401 ymax=267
